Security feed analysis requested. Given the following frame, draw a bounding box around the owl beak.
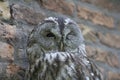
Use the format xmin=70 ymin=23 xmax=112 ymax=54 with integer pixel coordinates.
xmin=59 ymin=42 xmax=64 ymax=51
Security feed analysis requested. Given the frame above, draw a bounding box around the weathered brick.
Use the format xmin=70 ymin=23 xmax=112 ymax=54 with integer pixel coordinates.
xmin=81 ymin=0 xmax=120 ymax=12
xmin=86 ymin=46 xmax=120 ymax=68
xmin=86 ymin=45 xmax=96 ymax=57
xmin=97 ymin=32 xmax=120 ymax=49
xmin=0 ymin=21 xmax=16 ymax=39
xmin=10 ymin=4 xmax=45 ymax=25
xmin=0 ymin=1 xmax=10 ymax=19
xmin=79 ymin=24 xmax=98 ymax=42
xmin=6 ymin=63 xmax=21 ymax=75
xmin=0 ymin=42 xmax=14 ymax=60
xmin=42 ymin=0 xmax=75 ymax=15
xmin=6 ymin=63 xmax=25 ymax=80
xmin=77 ymin=6 xmax=114 ymax=28
xmin=108 ymin=71 xmax=120 ymax=80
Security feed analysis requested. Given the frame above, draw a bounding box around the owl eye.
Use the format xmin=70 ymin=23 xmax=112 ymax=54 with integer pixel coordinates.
xmin=66 ymin=31 xmax=76 ymax=39
xmin=68 ymin=31 xmax=76 ymax=36
xmin=46 ymin=32 xmax=55 ymax=38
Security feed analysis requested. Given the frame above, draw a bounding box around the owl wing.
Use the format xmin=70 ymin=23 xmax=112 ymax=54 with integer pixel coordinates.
xmin=74 ymin=55 xmax=103 ymax=80
xmin=85 ymin=58 xmax=103 ymax=80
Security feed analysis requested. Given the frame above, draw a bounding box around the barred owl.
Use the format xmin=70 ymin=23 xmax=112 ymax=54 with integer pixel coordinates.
xmin=26 ymin=17 xmax=103 ymax=80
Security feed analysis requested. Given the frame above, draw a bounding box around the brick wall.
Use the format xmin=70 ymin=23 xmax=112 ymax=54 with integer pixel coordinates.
xmin=0 ymin=0 xmax=120 ymax=79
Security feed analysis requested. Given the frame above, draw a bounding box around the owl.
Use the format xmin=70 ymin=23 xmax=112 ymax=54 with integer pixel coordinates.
xmin=26 ymin=17 xmax=103 ymax=80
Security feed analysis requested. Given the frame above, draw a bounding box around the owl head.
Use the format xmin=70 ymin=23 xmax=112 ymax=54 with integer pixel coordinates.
xmin=28 ymin=17 xmax=84 ymax=53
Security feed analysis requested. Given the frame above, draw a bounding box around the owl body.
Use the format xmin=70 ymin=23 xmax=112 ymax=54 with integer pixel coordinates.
xmin=26 ymin=17 xmax=103 ymax=80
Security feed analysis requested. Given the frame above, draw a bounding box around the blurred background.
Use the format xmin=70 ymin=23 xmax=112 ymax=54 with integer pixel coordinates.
xmin=0 ymin=0 xmax=120 ymax=80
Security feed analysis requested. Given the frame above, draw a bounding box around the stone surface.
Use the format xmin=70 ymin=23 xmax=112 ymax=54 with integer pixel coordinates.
xmin=86 ymin=45 xmax=96 ymax=57
xmin=79 ymin=24 xmax=98 ymax=42
xmin=97 ymin=32 xmax=120 ymax=49
xmin=77 ymin=6 xmax=114 ymax=28
xmin=10 ymin=4 xmax=45 ymax=25
xmin=5 ymin=63 xmax=25 ymax=80
xmin=0 ymin=21 xmax=15 ymax=61
xmin=108 ymin=71 xmax=120 ymax=80
xmin=81 ymin=0 xmax=120 ymax=12
xmin=6 ymin=63 xmax=21 ymax=75
xmin=0 ymin=42 xmax=14 ymax=60
xmin=42 ymin=0 xmax=75 ymax=16
xmin=0 ymin=62 xmax=8 ymax=74
xmin=0 ymin=21 xmax=16 ymax=39
xmin=0 ymin=1 xmax=10 ymax=19
xmin=86 ymin=46 xmax=120 ymax=68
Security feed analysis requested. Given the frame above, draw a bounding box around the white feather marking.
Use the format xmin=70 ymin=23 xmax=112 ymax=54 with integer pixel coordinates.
xmin=86 ymin=76 xmax=90 ymax=80
xmin=67 ymin=63 xmax=75 ymax=75
xmin=82 ymin=58 xmax=89 ymax=65
xmin=45 ymin=17 xmax=58 ymax=25
xmin=64 ymin=18 xmax=73 ymax=25
xmin=91 ymin=73 xmax=94 ymax=76
xmin=79 ymin=44 xmax=87 ymax=57
xmin=79 ymin=44 xmax=90 ymax=65
xmin=43 ymin=52 xmax=72 ymax=64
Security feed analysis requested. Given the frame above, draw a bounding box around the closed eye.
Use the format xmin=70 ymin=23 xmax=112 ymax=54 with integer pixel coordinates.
xmin=66 ymin=31 xmax=76 ymax=40
xmin=68 ymin=31 xmax=76 ymax=36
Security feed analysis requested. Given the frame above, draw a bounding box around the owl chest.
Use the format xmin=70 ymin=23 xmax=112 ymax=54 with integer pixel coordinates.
xmin=39 ymin=61 xmax=76 ymax=80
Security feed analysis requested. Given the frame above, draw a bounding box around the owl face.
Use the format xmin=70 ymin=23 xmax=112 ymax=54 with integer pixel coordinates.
xmin=30 ymin=17 xmax=84 ymax=53
xmin=26 ymin=17 xmax=103 ymax=80
xmin=27 ymin=17 xmax=99 ymax=80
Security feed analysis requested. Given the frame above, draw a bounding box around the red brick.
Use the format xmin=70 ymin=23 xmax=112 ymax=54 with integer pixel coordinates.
xmin=42 ymin=0 xmax=75 ymax=15
xmin=108 ymin=71 xmax=120 ymax=80
xmin=97 ymin=32 xmax=120 ymax=49
xmin=0 ymin=42 xmax=14 ymax=60
xmin=10 ymin=4 xmax=45 ymax=25
xmin=86 ymin=46 xmax=120 ymax=68
xmin=77 ymin=6 xmax=114 ymax=28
